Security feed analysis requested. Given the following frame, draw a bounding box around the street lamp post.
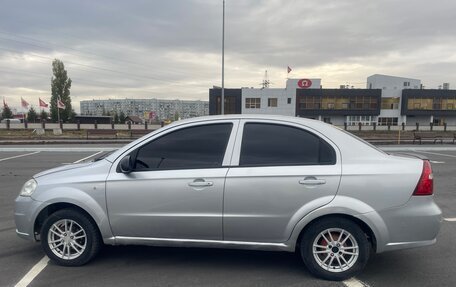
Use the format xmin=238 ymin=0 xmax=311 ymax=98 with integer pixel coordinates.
xmin=221 ymin=0 xmax=225 ymax=115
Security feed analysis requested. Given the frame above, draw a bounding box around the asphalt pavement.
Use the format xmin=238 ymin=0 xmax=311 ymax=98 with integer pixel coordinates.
xmin=0 ymin=145 xmax=455 ymax=287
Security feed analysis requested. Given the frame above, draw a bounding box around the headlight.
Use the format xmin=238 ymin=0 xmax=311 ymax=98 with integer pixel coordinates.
xmin=20 ymin=179 xmax=37 ymax=197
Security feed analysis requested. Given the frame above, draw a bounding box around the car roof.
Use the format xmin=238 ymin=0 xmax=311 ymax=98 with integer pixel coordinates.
xmin=176 ymin=114 xmax=315 ymax=123
xmin=166 ymin=114 xmax=327 ymax=130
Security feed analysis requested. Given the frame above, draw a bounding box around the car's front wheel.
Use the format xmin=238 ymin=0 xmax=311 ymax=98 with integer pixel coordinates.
xmin=40 ymin=208 xmax=102 ymax=266
xmin=300 ymin=217 xmax=370 ymax=281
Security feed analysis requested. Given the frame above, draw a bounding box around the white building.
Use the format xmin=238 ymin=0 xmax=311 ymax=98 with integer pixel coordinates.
xmin=210 ymin=74 xmax=456 ymax=126
xmin=80 ymin=98 xmax=209 ymax=121
xmin=367 ymin=74 xmax=421 ymax=125
xmin=241 ymin=79 xmax=321 ymax=116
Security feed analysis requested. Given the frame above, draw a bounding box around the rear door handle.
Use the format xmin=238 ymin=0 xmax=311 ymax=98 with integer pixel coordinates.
xmin=299 ymin=177 xmax=326 ymax=186
xmin=188 ymin=180 xmax=214 ymax=188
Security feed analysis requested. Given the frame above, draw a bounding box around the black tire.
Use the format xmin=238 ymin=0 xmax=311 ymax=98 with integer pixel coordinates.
xmin=300 ymin=217 xmax=370 ymax=281
xmin=40 ymin=208 xmax=102 ymax=266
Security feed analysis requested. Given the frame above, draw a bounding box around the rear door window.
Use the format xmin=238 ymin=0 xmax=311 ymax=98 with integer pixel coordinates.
xmin=239 ymin=123 xmax=336 ymax=166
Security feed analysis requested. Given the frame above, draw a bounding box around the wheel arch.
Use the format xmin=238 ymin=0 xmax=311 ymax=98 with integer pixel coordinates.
xmin=294 ymin=213 xmax=377 ymax=252
xmin=34 ymin=203 xmax=95 ymax=239
xmin=31 ymin=185 xmax=114 ymax=243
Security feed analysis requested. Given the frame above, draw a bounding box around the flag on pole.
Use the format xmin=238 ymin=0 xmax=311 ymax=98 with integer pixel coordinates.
xmin=287 ymin=66 xmax=292 ymax=74
xmin=21 ymin=97 xmax=30 ymax=108
xmin=57 ymin=98 xmax=65 ymax=109
xmin=2 ymin=97 xmax=7 ymax=108
xmin=39 ymin=98 xmax=49 ymax=108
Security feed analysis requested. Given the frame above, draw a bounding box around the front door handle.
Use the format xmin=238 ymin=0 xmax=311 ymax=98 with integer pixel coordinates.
xmin=188 ymin=179 xmax=214 ymax=188
xmin=299 ymin=177 xmax=326 ymax=186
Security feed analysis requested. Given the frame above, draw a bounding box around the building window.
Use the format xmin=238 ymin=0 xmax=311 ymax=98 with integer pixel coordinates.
xmin=407 ymin=97 xmax=456 ymax=111
xmin=346 ymin=116 xmax=374 ymax=126
xmin=245 ymin=98 xmax=261 ymax=109
xmin=216 ymin=96 xmax=237 ymax=114
xmin=297 ymin=95 xmax=378 ymax=112
xmin=381 ymin=98 xmax=400 ymax=109
xmin=378 ymin=117 xmax=398 ymax=126
xmin=404 ymin=82 xmax=410 ymax=87
xmin=287 ymin=98 xmax=291 ymax=104
xmin=268 ymin=98 xmax=278 ymax=107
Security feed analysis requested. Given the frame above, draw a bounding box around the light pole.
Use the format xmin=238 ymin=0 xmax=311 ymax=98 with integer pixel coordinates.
xmin=221 ymin=0 xmax=225 ymax=115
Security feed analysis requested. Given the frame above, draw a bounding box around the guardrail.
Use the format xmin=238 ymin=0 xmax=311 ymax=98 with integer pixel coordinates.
xmin=0 ymin=121 xmax=161 ymax=131
xmin=1 ymin=120 xmax=455 ymax=144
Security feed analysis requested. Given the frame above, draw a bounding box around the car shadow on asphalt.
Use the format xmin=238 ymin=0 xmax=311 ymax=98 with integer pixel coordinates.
xmin=41 ymin=245 xmax=344 ymax=287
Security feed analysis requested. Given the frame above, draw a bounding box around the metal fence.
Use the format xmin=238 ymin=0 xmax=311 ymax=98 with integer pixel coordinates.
xmin=2 ymin=122 xmax=455 ymax=132
xmin=0 ymin=122 xmax=162 ymax=131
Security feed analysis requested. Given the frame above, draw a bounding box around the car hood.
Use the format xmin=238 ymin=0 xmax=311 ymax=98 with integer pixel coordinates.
xmin=34 ymin=162 xmax=94 ymax=178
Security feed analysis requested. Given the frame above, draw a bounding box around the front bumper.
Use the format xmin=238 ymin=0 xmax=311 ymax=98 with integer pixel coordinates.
xmin=359 ymin=196 xmax=442 ymax=253
xmin=14 ymin=196 xmax=43 ymax=241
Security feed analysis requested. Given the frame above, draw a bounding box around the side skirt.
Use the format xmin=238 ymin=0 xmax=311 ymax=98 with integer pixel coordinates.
xmin=105 ymin=236 xmax=294 ymax=252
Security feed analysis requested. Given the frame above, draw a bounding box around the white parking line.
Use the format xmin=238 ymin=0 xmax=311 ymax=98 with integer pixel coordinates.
xmin=13 ymin=151 xmax=101 ymax=287
xmin=380 ymin=146 xmax=456 ymax=152
xmin=343 ymin=277 xmax=370 ymax=287
xmin=73 ymin=151 xmax=104 ymax=163
xmin=0 ymin=151 xmax=40 ymax=162
xmin=14 ymin=256 xmax=49 ymax=287
xmin=444 ymin=218 xmax=456 ymax=222
xmin=413 ymin=150 xmax=456 ymax=158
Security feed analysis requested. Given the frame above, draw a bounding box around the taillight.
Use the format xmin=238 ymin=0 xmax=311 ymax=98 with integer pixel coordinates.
xmin=413 ymin=160 xmax=434 ymax=196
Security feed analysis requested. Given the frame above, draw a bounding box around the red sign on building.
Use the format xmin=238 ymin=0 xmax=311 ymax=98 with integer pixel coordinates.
xmin=297 ymin=79 xmax=312 ymax=89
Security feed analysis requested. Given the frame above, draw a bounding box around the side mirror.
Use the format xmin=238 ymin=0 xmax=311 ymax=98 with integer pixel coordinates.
xmin=119 ymin=155 xmax=133 ymax=174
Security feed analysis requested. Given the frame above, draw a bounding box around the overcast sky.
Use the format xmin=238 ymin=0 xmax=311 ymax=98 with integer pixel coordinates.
xmin=1 ymin=0 xmax=456 ymax=112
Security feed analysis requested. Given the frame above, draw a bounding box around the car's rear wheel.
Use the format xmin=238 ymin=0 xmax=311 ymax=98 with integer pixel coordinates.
xmin=40 ymin=209 xmax=102 ymax=266
xmin=300 ymin=217 xmax=370 ymax=281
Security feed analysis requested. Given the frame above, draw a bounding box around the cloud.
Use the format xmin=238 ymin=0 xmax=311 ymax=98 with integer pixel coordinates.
xmin=0 ymin=0 xmax=456 ymax=112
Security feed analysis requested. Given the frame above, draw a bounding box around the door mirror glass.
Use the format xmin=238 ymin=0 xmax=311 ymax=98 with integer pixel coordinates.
xmin=119 ymin=155 xmax=133 ymax=174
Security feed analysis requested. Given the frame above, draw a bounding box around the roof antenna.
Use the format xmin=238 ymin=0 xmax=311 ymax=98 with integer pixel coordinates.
xmin=260 ymin=70 xmax=271 ymax=89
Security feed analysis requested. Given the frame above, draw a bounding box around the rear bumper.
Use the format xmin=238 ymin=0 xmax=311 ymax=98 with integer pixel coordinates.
xmin=359 ymin=196 xmax=442 ymax=253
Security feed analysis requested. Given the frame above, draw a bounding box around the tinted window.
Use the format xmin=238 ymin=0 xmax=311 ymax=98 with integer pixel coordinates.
xmin=135 ymin=123 xmax=233 ymax=170
xmin=239 ymin=123 xmax=336 ymax=166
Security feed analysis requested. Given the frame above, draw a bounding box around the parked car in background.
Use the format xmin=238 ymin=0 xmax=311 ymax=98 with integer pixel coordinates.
xmin=14 ymin=115 xmax=441 ymax=281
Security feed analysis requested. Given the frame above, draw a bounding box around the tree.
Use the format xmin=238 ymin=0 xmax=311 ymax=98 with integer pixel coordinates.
xmin=69 ymin=109 xmax=77 ymax=123
xmin=113 ymin=112 xmax=119 ymax=124
xmin=1 ymin=105 xmax=13 ymax=119
xmin=50 ymin=59 xmax=72 ymax=122
xmin=40 ymin=110 xmax=49 ymax=121
xmin=27 ymin=107 xmax=38 ymax=123
xmin=119 ymin=111 xmax=126 ymax=123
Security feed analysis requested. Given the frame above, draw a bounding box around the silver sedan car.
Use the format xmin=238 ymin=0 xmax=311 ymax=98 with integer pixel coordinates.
xmin=15 ymin=115 xmax=441 ymax=281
